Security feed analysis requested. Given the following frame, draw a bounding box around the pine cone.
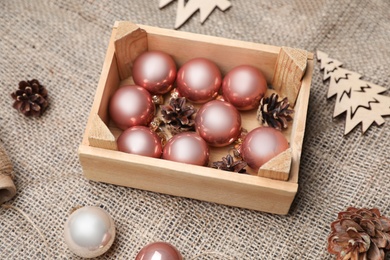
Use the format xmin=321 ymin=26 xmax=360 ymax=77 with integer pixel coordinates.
xmin=328 ymin=207 xmax=390 ymax=260
xmin=11 ymin=79 xmax=48 ymax=117
xmin=212 ymin=154 xmax=247 ymax=173
xmin=160 ymin=97 xmax=196 ymax=135
xmin=257 ymin=93 xmax=293 ymax=130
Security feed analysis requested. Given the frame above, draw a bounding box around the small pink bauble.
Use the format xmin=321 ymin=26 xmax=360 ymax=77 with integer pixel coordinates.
xmin=222 ymin=65 xmax=267 ymax=110
xmin=109 ymin=85 xmax=155 ymax=130
xmin=117 ymin=126 xmax=162 ymax=158
xmin=241 ymin=127 xmax=289 ymax=171
xmin=195 ymin=100 xmax=241 ymax=147
xmin=132 ymin=51 xmax=177 ymax=95
xmin=176 ymin=58 xmax=222 ymax=103
xmin=162 ymin=132 xmax=209 ymax=166
xmin=135 ymin=242 xmax=183 ymax=260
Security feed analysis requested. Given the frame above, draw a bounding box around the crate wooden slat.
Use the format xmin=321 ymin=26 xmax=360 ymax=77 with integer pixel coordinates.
xmin=79 ymin=21 xmax=314 ymax=214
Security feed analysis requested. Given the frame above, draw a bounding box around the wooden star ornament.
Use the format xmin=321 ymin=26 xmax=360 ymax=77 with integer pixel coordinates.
xmin=317 ymin=50 xmax=390 ymax=135
xmin=159 ymin=0 xmax=232 ymax=29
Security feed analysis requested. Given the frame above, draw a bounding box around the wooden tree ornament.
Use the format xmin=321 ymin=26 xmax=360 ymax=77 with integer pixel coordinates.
xmin=159 ymin=0 xmax=232 ymax=29
xmin=317 ymin=51 xmax=390 ymax=135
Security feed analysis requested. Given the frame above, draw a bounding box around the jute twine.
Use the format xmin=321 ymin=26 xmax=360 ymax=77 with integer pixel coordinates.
xmin=0 ymin=142 xmax=16 ymax=205
xmin=0 ymin=142 xmax=52 ymax=256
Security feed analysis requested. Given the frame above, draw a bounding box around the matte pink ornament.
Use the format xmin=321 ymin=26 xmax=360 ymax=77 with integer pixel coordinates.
xmin=132 ymin=51 xmax=177 ymax=95
xmin=109 ymin=85 xmax=155 ymax=130
xmin=117 ymin=126 xmax=162 ymax=158
xmin=162 ymin=132 xmax=209 ymax=166
xmin=176 ymin=58 xmax=222 ymax=103
xmin=241 ymin=127 xmax=289 ymax=171
xmin=222 ymin=65 xmax=267 ymax=110
xmin=195 ymin=100 xmax=241 ymax=147
xmin=135 ymin=242 xmax=183 ymax=260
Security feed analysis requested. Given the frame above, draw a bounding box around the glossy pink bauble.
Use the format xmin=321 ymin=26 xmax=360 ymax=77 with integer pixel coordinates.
xmin=162 ymin=132 xmax=209 ymax=166
xmin=117 ymin=126 xmax=162 ymax=158
xmin=176 ymin=58 xmax=222 ymax=103
xmin=132 ymin=51 xmax=177 ymax=95
xmin=135 ymin=242 xmax=183 ymax=260
xmin=222 ymin=65 xmax=267 ymax=110
xmin=195 ymin=100 xmax=241 ymax=147
xmin=109 ymin=85 xmax=155 ymax=130
xmin=241 ymin=127 xmax=289 ymax=171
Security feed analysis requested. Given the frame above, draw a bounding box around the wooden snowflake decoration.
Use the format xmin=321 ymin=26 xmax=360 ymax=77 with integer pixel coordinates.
xmin=317 ymin=50 xmax=390 ymax=135
xmin=159 ymin=0 xmax=232 ymax=29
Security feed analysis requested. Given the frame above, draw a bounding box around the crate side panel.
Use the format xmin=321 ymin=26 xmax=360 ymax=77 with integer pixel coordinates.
xmin=142 ymin=26 xmax=279 ymax=83
xmin=82 ymin=27 xmax=120 ymax=146
xmin=79 ymin=145 xmax=297 ymax=214
xmin=289 ymin=59 xmax=314 ymax=183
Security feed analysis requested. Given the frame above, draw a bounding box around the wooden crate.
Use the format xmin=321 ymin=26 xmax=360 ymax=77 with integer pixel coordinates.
xmin=78 ymin=21 xmax=314 ymax=215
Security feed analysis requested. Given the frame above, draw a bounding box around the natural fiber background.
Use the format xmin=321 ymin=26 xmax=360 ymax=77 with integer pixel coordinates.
xmin=1 ymin=0 xmax=389 ymax=259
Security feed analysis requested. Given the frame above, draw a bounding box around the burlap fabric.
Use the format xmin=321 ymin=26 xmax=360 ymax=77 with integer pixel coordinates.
xmin=1 ymin=0 xmax=389 ymax=259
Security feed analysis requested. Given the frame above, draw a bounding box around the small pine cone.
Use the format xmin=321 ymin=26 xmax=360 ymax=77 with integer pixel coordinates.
xmin=328 ymin=207 xmax=390 ymax=260
xmin=160 ymin=97 xmax=196 ymax=135
xmin=11 ymin=79 xmax=48 ymax=117
xmin=212 ymin=154 xmax=247 ymax=173
xmin=257 ymin=93 xmax=293 ymax=130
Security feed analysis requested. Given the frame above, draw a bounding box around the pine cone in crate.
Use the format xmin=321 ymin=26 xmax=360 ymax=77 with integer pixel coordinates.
xmin=257 ymin=93 xmax=293 ymax=130
xmin=212 ymin=154 xmax=247 ymax=173
xmin=160 ymin=97 xmax=196 ymax=135
xmin=11 ymin=79 xmax=48 ymax=117
xmin=328 ymin=207 xmax=390 ymax=260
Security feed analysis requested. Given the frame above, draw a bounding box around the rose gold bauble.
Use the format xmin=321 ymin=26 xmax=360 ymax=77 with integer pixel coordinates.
xmin=117 ymin=126 xmax=162 ymax=158
xmin=176 ymin=58 xmax=222 ymax=103
xmin=241 ymin=127 xmax=289 ymax=171
xmin=162 ymin=132 xmax=209 ymax=166
xmin=135 ymin=242 xmax=183 ymax=260
xmin=222 ymin=65 xmax=267 ymax=110
xmin=109 ymin=85 xmax=155 ymax=130
xmin=195 ymin=100 xmax=241 ymax=147
xmin=132 ymin=51 xmax=177 ymax=95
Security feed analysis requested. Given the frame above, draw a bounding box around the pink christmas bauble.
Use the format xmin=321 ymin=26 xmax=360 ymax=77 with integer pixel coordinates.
xmin=241 ymin=127 xmax=289 ymax=171
xmin=195 ymin=100 xmax=241 ymax=147
xmin=132 ymin=51 xmax=177 ymax=95
xmin=109 ymin=85 xmax=155 ymax=130
xmin=176 ymin=58 xmax=222 ymax=103
xmin=117 ymin=126 xmax=162 ymax=158
xmin=222 ymin=65 xmax=267 ymax=110
xmin=162 ymin=132 xmax=209 ymax=166
xmin=135 ymin=242 xmax=183 ymax=260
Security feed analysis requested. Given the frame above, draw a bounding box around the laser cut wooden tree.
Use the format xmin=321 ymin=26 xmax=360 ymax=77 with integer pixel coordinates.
xmin=317 ymin=51 xmax=390 ymax=135
xmin=159 ymin=0 xmax=232 ymax=29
